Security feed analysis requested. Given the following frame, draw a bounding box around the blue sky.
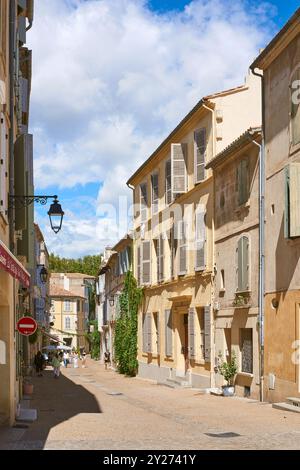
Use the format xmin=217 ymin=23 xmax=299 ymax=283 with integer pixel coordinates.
xmin=30 ymin=0 xmax=299 ymax=258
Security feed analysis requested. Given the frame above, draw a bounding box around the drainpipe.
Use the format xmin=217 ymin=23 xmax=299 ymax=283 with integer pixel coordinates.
xmin=249 ymin=66 xmax=265 ymax=403
xmin=248 ymin=131 xmax=265 ymax=403
xmin=202 ymin=102 xmax=216 ymax=388
xmin=9 ymin=0 xmax=16 ymax=252
xmin=26 ymin=0 xmax=34 ymax=31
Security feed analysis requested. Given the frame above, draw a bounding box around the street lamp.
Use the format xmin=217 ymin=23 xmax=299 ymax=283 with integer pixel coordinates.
xmin=9 ymin=195 xmax=64 ymax=234
xmin=38 ymin=265 xmax=48 ymax=284
xmin=47 ymin=197 xmax=64 ymax=234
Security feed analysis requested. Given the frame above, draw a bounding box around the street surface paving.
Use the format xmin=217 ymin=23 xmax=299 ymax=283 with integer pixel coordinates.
xmin=0 ymin=358 xmax=300 ymax=450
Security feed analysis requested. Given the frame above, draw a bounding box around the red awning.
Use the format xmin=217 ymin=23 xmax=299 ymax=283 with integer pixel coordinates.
xmin=0 ymin=240 xmax=30 ymax=288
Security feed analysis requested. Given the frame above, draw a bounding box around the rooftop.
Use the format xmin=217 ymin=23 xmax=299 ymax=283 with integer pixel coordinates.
xmin=49 ymin=285 xmax=85 ymax=299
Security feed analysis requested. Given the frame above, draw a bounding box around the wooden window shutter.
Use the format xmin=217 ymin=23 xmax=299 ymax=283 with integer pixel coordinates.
xmin=178 ymin=221 xmax=187 ymax=275
xmin=14 ymin=134 xmax=27 ymax=230
xmin=237 ymin=236 xmax=249 ymax=291
xmin=151 ymin=172 xmax=159 ymax=214
xmin=195 ymin=208 xmax=206 ymax=271
xmin=165 ymin=159 xmax=172 ymax=205
xmin=288 ymin=163 xmax=300 ymax=237
xmin=188 ymin=308 xmax=196 ymax=359
xmin=157 ymin=314 xmax=160 ymax=355
xmin=142 ymin=313 xmax=147 ymax=353
xmin=237 ymin=158 xmax=249 ymax=205
xmin=204 ymin=306 xmax=211 ymax=362
xmin=171 ymin=143 xmax=187 ymax=196
xmin=171 ymin=223 xmax=177 ymax=278
xmin=0 ymin=113 xmax=8 ymax=215
xmin=284 ymin=165 xmax=290 ymax=238
xmin=137 ymin=245 xmax=141 ymax=285
xmin=165 ymin=309 xmax=173 ymax=357
xmin=194 ymin=128 xmax=206 ymax=183
xmin=147 ymin=312 xmax=152 ymax=353
xmin=158 ymin=235 xmax=164 ymax=282
xmin=140 ymin=183 xmax=148 ymax=222
xmin=142 ymin=240 xmax=151 ymax=285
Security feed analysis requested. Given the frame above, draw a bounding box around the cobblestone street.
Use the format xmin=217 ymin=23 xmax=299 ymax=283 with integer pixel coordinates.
xmin=0 ymin=358 xmax=299 ymax=450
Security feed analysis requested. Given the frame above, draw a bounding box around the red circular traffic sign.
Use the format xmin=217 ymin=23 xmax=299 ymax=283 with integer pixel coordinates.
xmin=17 ymin=316 xmax=37 ymax=336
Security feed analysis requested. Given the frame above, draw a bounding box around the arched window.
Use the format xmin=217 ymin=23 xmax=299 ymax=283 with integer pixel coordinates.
xmin=236 ymin=236 xmax=250 ymax=292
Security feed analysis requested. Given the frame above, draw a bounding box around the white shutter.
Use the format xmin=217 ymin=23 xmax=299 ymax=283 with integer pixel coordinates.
xmin=158 ymin=234 xmax=164 ymax=282
xmin=195 ymin=208 xmax=206 ymax=271
xmin=137 ymin=245 xmax=141 ymax=285
xmin=165 ymin=159 xmax=172 ymax=205
xmin=156 ymin=314 xmax=160 ymax=355
xmin=289 ymin=163 xmax=300 ymax=237
xmin=194 ymin=128 xmax=206 ymax=183
xmin=204 ymin=306 xmax=211 ymax=362
xmin=142 ymin=240 xmax=151 ymax=285
xmin=151 ymin=172 xmax=159 ymax=214
xmin=140 ymin=183 xmax=148 ymax=222
xmin=142 ymin=313 xmax=147 ymax=353
xmin=171 ymin=143 xmax=187 ymax=196
xmin=146 ymin=312 xmax=152 ymax=353
xmin=178 ymin=220 xmax=187 ymax=275
xmin=188 ymin=308 xmax=196 ymax=359
xmin=0 ymin=113 xmax=8 ymax=215
xmin=165 ymin=309 xmax=173 ymax=357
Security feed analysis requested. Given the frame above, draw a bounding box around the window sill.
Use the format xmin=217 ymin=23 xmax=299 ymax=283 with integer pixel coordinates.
xmin=237 ymin=372 xmax=253 ymax=378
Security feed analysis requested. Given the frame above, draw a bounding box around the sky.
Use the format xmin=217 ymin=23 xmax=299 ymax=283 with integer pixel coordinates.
xmin=27 ymin=0 xmax=299 ymax=258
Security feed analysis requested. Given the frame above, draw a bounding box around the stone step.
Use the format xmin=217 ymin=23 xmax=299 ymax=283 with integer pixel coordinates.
xmin=272 ymin=402 xmax=300 ymax=414
xmin=157 ymin=381 xmax=177 ymax=389
xmin=286 ymin=397 xmax=300 ymax=407
xmin=16 ymin=408 xmax=37 ymax=422
xmin=166 ymin=378 xmax=190 ymax=387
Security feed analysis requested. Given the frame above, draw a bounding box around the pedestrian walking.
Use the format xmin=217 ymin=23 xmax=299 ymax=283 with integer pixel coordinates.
xmin=51 ymin=353 xmax=61 ymax=378
xmin=73 ymin=352 xmax=79 ymax=368
xmin=63 ymin=351 xmax=69 ymax=368
xmin=34 ymin=351 xmax=45 ymax=377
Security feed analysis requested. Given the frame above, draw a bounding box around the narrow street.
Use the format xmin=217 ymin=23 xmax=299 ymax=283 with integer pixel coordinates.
xmin=0 ymin=358 xmax=299 ymax=450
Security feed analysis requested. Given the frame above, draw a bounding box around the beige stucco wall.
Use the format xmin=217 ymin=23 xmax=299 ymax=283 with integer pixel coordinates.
xmin=51 ymin=298 xmax=85 ymax=350
xmin=262 ymin=31 xmax=300 ymax=401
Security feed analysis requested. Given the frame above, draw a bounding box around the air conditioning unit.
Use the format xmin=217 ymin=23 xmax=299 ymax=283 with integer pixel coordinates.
xmin=214 ymin=301 xmax=220 ymax=311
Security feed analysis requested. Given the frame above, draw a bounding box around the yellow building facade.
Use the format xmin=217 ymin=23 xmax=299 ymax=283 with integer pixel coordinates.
xmin=251 ymin=9 xmax=300 ymax=403
xmin=127 ymin=72 xmax=261 ymax=387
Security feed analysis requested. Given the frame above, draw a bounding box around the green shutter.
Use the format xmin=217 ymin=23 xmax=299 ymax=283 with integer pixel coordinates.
xmin=204 ymin=306 xmax=211 ymax=363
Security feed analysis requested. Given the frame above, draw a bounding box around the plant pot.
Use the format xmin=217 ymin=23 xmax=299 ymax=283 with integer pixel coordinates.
xmin=222 ymin=385 xmax=234 ymax=397
xmin=23 ymin=382 xmax=34 ymax=395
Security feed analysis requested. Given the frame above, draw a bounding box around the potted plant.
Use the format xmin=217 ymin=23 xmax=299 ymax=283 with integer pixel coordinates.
xmin=218 ymin=352 xmax=237 ymax=396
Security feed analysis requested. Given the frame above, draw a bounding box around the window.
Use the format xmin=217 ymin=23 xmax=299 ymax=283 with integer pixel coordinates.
xmin=65 ymin=317 xmax=71 ymax=330
xmin=140 ymin=182 xmax=148 ymax=222
xmin=64 ymin=300 xmax=71 ymax=312
xmin=165 ymin=159 xmax=172 ymax=205
xmin=142 ymin=312 xmax=152 ymax=353
xmin=291 ymin=68 xmax=300 ymax=146
xmin=240 ymin=328 xmax=253 ymax=373
xmin=236 ymin=158 xmax=249 ymax=206
xmin=151 ymin=172 xmax=159 ymax=214
xmin=236 ymin=236 xmax=249 ymax=292
xmin=137 ymin=245 xmax=141 ymax=285
xmin=195 ymin=208 xmax=206 ymax=271
xmin=220 ymin=269 xmax=225 ymax=290
xmin=171 ymin=143 xmax=187 ymax=196
xmin=77 ymin=300 xmax=81 ymax=312
xmin=170 ymin=223 xmax=177 ymax=279
xmin=153 ymin=312 xmax=160 ymax=355
xmin=194 ymin=128 xmax=206 ymax=183
xmin=284 ymin=163 xmax=300 ymax=238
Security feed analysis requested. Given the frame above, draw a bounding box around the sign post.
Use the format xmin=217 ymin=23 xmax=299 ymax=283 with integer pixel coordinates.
xmin=17 ymin=317 xmax=38 ymax=336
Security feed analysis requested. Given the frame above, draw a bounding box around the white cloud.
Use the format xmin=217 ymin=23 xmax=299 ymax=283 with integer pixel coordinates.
xmin=28 ymin=0 xmax=275 ymax=256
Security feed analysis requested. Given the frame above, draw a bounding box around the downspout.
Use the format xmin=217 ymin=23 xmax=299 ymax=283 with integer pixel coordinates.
xmin=26 ymin=0 xmax=34 ymax=31
xmin=9 ymin=0 xmax=16 ymax=252
xmin=202 ymin=102 xmax=216 ymax=388
xmin=249 ymin=66 xmax=265 ymax=403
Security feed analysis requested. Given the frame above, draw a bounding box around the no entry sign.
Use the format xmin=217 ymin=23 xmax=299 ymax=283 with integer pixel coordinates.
xmin=17 ymin=317 xmax=37 ymax=336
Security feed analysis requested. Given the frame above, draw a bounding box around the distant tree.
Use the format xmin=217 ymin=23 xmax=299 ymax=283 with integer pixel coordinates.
xmin=49 ymin=253 xmax=102 ymax=277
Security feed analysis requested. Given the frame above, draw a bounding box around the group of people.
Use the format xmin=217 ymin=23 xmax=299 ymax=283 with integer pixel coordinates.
xmin=34 ymin=349 xmax=87 ymax=379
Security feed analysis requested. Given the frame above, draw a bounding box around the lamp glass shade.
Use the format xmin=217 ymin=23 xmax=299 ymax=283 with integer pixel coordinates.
xmin=48 ymin=199 xmax=64 ymax=234
xmin=40 ymin=266 xmax=48 ymax=284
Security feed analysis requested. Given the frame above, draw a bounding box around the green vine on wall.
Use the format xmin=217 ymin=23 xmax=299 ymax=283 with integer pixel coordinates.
xmin=114 ymin=271 xmax=143 ymax=377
